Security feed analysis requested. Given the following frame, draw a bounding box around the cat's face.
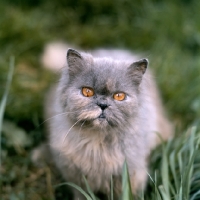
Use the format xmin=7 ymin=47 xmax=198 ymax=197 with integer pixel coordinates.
xmin=59 ymin=49 xmax=148 ymax=131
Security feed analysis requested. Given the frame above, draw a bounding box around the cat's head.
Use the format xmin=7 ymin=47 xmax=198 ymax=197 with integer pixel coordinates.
xmin=59 ymin=49 xmax=148 ymax=131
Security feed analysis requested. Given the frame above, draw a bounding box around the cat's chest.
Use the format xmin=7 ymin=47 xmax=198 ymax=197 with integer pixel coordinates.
xmin=65 ymin=136 xmax=125 ymax=176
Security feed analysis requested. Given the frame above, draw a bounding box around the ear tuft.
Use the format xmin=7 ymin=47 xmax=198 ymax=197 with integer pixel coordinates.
xmin=127 ymin=58 xmax=148 ymax=85
xmin=66 ymin=49 xmax=84 ymax=77
xmin=133 ymin=58 xmax=148 ymax=74
xmin=67 ymin=48 xmax=82 ymax=60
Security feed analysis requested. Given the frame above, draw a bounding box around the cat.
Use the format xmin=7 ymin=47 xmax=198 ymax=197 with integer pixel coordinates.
xmin=42 ymin=45 xmax=173 ymax=199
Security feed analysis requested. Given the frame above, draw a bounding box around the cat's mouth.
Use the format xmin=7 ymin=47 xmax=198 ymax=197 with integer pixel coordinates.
xmin=77 ymin=109 xmax=110 ymax=128
xmin=92 ymin=112 xmax=109 ymax=128
xmin=98 ymin=112 xmax=106 ymax=119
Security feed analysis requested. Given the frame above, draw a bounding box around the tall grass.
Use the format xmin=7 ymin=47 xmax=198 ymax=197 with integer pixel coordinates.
xmin=0 ymin=57 xmax=14 ymax=167
xmin=54 ymin=127 xmax=200 ymax=200
xmin=146 ymin=127 xmax=200 ymax=200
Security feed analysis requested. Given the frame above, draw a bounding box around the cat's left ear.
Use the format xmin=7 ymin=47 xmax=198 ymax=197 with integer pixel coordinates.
xmin=66 ymin=49 xmax=84 ymax=77
xmin=127 ymin=58 xmax=148 ymax=85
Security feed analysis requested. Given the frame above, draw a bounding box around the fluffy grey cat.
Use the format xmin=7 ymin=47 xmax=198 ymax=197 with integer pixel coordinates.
xmin=43 ymin=47 xmax=173 ymax=199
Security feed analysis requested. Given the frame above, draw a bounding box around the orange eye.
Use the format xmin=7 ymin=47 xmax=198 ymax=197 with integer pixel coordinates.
xmin=113 ymin=92 xmax=126 ymax=101
xmin=82 ymin=87 xmax=94 ymax=97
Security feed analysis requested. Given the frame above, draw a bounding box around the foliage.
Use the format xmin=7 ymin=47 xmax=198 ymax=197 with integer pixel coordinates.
xmin=1 ymin=0 xmax=200 ymax=199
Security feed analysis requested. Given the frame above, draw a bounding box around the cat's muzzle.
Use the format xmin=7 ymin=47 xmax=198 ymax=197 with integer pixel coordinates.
xmin=99 ymin=112 xmax=106 ymax=119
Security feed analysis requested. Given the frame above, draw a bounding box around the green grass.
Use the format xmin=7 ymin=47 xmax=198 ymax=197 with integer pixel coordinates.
xmin=1 ymin=0 xmax=200 ymax=199
xmin=53 ymin=128 xmax=200 ymax=200
xmin=147 ymin=127 xmax=200 ymax=200
xmin=0 ymin=57 xmax=15 ymax=166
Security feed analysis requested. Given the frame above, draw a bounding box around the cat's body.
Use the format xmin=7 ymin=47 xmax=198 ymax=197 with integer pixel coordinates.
xmin=44 ymin=46 xmax=173 ymax=199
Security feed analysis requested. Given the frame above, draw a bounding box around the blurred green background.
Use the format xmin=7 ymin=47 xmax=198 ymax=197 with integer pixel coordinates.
xmin=1 ymin=0 xmax=200 ymax=199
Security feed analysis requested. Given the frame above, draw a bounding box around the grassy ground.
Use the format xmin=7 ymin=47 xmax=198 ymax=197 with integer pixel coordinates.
xmin=1 ymin=0 xmax=200 ymax=199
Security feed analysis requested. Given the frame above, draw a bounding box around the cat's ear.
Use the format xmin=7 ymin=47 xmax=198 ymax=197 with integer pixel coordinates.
xmin=66 ymin=49 xmax=84 ymax=76
xmin=127 ymin=58 xmax=148 ymax=85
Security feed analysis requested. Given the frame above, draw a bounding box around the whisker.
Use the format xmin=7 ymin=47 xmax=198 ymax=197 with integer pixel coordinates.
xmin=78 ymin=120 xmax=86 ymax=134
xmin=40 ymin=112 xmax=72 ymax=125
xmin=28 ymin=111 xmax=77 ymax=133
xmin=62 ymin=119 xmax=82 ymax=145
xmin=39 ymin=109 xmax=88 ymax=127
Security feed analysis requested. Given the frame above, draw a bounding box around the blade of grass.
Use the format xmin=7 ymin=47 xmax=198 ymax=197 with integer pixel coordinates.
xmin=110 ymin=175 xmax=113 ymax=200
xmin=182 ymin=128 xmax=197 ymax=199
xmin=146 ymin=171 xmax=162 ymax=200
xmin=190 ymin=190 xmax=200 ymax=200
xmin=159 ymin=185 xmax=170 ymax=200
xmin=83 ymin=176 xmax=97 ymax=200
xmin=169 ymin=151 xmax=178 ymax=194
xmin=0 ymin=56 xmax=15 ymax=167
xmin=178 ymin=179 xmax=183 ymax=200
xmin=55 ymin=182 xmax=93 ymax=200
xmin=153 ymin=171 xmax=162 ymax=200
xmin=161 ymin=145 xmax=170 ymax=197
xmin=121 ymin=161 xmax=134 ymax=200
xmin=178 ymin=150 xmax=183 ymax=176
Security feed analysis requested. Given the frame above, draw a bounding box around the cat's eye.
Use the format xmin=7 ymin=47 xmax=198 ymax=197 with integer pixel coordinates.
xmin=113 ymin=92 xmax=126 ymax=101
xmin=82 ymin=87 xmax=94 ymax=97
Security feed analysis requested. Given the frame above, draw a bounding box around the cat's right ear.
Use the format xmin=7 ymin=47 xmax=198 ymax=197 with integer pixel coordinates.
xmin=127 ymin=59 xmax=148 ymax=85
xmin=66 ymin=49 xmax=84 ymax=77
